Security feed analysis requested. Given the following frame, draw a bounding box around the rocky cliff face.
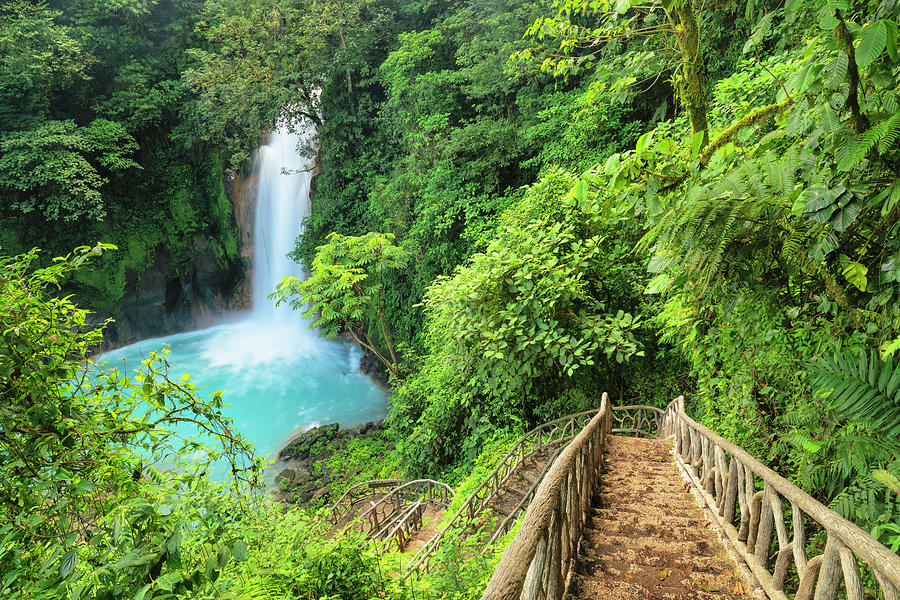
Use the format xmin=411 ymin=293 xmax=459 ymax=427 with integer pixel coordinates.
xmin=99 ymin=168 xmax=258 ymax=348
xmin=102 ymin=239 xmax=244 ymax=346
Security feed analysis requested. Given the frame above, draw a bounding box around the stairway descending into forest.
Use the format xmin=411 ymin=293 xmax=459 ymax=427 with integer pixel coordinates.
xmin=326 ymin=410 xmax=597 ymax=563
xmin=570 ymin=436 xmax=746 ymax=600
xmin=326 ymin=479 xmax=453 ymax=552
xmin=326 ymin=446 xmax=558 ymax=556
xmin=480 ymin=395 xmax=900 ymax=600
xmin=406 ymin=412 xmax=602 ymax=577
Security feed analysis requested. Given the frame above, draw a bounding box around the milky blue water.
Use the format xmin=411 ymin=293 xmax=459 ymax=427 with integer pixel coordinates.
xmin=97 ymin=122 xmax=388 ymax=470
xmin=99 ymin=317 xmax=389 ymax=465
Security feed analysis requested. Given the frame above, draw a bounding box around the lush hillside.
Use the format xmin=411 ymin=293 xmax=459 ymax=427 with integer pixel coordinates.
xmin=0 ymin=0 xmax=245 ymax=344
xmin=2 ymin=0 xmax=900 ymax=597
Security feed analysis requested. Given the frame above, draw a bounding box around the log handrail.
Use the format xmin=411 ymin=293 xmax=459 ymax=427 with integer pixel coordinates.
xmin=480 ymin=393 xmax=612 ymax=600
xmin=405 ymin=407 xmax=604 ymax=578
xmin=348 ymin=479 xmax=453 ymax=542
xmin=327 ymin=478 xmax=402 ymax=524
xmin=663 ymin=395 xmax=900 ymax=600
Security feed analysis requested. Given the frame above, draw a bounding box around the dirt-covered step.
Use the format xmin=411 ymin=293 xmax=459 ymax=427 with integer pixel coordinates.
xmin=581 ymin=535 xmax=719 ymax=562
xmin=576 ymin=553 xmax=737 ymax=579
xmin=586 ymin=518 xmax=713 ymax=542
xmin=588 ymin=508 xmax=707 ymax=529
xmin=601 ymin=474 xmax=688 ymax=489
xmin=570 ymin=573 xmax=746 ymax=600
xmin=595 ymin=491 xmax=699 ymax=508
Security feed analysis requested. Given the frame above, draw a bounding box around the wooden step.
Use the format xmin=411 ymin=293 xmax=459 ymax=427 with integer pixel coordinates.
xmin=569 ymin=435 xmax=748 ymax=600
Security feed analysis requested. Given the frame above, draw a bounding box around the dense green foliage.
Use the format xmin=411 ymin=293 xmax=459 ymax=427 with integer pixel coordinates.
xmin=275 ymin=231 xmax=411 ymax=378
xmin=0 ymin=0 xmax=242 ymax=317
xmin=264 ymin=0 xmax=900 ymax=549
xmin=6 ymin=0 xmax=900 ymax=597
xmin=0 ymin=246 xmax=258 ymax=598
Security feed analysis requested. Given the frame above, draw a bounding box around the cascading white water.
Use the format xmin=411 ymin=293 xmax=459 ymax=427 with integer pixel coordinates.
xmin=252 ymin=125 xmax=312 ymax=319
xmin=98 ymin=119 xmax=387 ymax=468
xmin=194 ymin=122 xmax=317 ymax=367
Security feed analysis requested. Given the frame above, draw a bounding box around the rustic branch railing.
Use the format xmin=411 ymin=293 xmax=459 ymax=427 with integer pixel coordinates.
xmin=405 ymin=407 xmax=603 ymax=578
xmin=349 ymin=479 xmax=453 ymax=546
xmin=664 ymin=395 xmax=900 ymax=600
xmin=327 ymin=478 xmax=402 ymax=524
xmin=611 ymin=404 xmax=664 ymax=437
xmin=483 ymin=404 xmax=664 ymax=550
xmin=480 ymin=393 xmax=612 ymax=600
xmin=485 ymin=443 xmax=570 ymax=549
xmin=376 ymin=501 xmax=427 ymax=553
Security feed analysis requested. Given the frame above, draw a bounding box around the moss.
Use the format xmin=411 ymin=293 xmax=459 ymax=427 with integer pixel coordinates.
xmin=278 ymin=423 xmax=341 ymax=461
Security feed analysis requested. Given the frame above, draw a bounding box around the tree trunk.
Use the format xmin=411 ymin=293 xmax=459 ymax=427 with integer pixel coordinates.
xmin=674 ymin=0 xmax=708 ymax=148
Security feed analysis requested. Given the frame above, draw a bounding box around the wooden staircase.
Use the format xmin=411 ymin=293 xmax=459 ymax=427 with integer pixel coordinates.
xmin=571 ymin=435 xmax=747 ymax=600
xmin=481 ymin=396 xmax=900 ymax=600
xmin=477 ymin=447 xmax=554 ymax=536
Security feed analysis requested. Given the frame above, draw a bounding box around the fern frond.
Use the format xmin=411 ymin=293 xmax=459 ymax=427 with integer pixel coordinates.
xmin=805 ymin=349 xmax=900 ymax=438
xmin=877 ymin=112 xmax=900 ymax=155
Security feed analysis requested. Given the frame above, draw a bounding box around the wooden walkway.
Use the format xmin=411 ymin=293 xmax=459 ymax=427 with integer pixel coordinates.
xmin=480 ymin=396 xmax=900 ymax=600
xmin=571 ymin=436 xmax=747 ymax=600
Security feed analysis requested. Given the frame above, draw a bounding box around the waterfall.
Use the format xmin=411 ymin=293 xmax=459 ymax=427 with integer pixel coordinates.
xmin=189 ymin=120 xmax=319 ymax=368
xmin=252 ymin=123 xmax=313 ymax=320
xmin=98 ymin=117 xmax=387 ymax=467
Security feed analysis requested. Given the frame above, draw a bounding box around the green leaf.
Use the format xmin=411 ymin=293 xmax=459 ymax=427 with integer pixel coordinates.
xmin=882 ymin=337 xmax=900 ymax=358
xmin=886 ymin=20 xmax=898 ymax=61
xmin=231 ymin=540 xmax=248 ymax=562
xmin=60 ymin=549 xmax=77 ymax=578
xmin=856 ymin=21 xmax=887 ymax=68
xmin=872 ymin=469 xmax=900 ymax=496
xmin=829 ymin=201 xmax=860 ymax=231
xmin=743 ymin=12 xmax=773 ymax=53
xmin=133 ymin=583 xmax=152 ymax=600
xmin=155 ymin=573 xmax=181 ymax=592
xmin=842 ymin=261 xmax=868 ymax=291
xmin=803 ymin=186 xmax=839 ymax=212
xmin=826 ymin=51 xmax=849 ymax=88
xmin=690 ymin=131 xmax=705 ymax=161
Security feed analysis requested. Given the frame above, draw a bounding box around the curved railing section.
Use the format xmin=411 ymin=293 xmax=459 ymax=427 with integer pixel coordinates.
xmin=611 ymin=404 xmax=664 ymax=437
xmin=349 ymin=479 xmax=453 ymax=544
xmin=376 ymin=501 xmax=427 ymax=553
xmin=327 ymin=478 xmax=402 ymax=524
xmin=480 ymin=392 xmax=611 ymax=600
xmin=404 ymin=407 xmax=603 ymax=578
xmin=663 ymin=396 xmax=900 ymax=600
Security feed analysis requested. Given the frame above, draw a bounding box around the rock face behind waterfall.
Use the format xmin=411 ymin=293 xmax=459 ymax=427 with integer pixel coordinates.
xmin=102 ymin=240 xmax=247 ymax=346
xmin=97 ymin=168 xmax=257 ymax=348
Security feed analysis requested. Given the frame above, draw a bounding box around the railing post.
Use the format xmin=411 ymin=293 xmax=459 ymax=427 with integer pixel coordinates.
xmin=814 ymin=534 xmax=842 ymax=600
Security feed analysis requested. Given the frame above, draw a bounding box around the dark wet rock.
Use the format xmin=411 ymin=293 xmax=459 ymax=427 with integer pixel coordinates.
xmin=278 ymin=423 xmax=340 ymax=461
xmin=358 ymin=347 xmax=390 ymax=390
xmin=275 ymin=469 xmax=296 ymax=484
xmin=271 ymin=419 xmax=385 ymax=507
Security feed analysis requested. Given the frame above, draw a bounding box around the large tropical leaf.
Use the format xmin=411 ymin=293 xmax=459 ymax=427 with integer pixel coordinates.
xmin=805 ymin=350 xmax=900 ymax=438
